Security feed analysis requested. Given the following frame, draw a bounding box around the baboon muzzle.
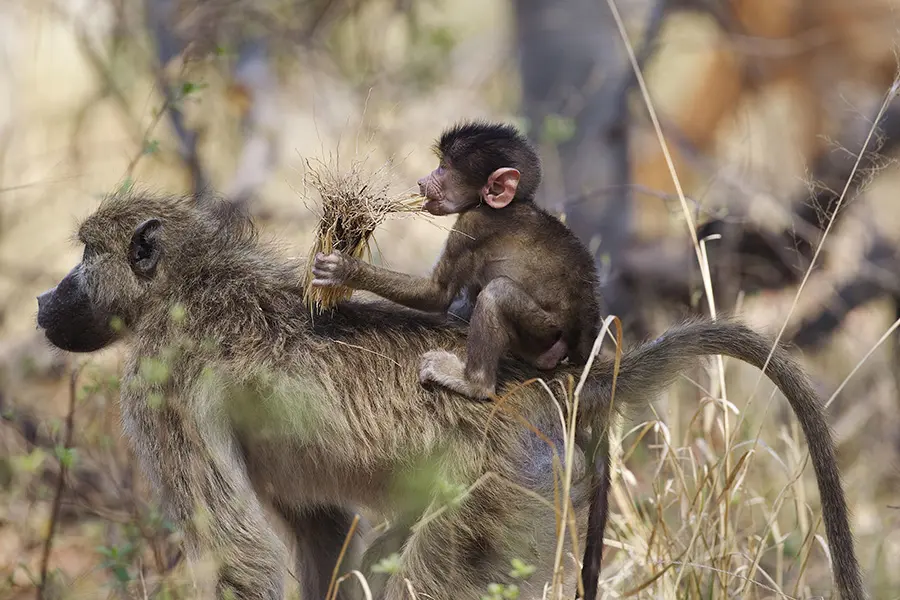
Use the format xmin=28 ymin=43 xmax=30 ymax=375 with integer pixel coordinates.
xmin=36 ymin=269 xmax=119 ymax=353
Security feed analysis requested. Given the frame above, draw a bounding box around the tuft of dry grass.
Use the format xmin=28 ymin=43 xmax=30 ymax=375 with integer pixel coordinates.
xmin=300 ymin=154 xmax=423 ymax=312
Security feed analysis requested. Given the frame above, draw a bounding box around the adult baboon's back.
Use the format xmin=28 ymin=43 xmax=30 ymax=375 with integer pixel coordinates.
xmin=35 ymin=191 xmax=864 ymax=600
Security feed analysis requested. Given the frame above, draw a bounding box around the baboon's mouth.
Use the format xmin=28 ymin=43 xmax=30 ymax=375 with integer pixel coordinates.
xmin=422 ymin=197 xmax=445 ymax=215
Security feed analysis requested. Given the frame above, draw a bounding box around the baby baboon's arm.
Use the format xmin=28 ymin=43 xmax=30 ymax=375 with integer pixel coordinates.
xmin=121 ymin=385 xmax=288 ymax=600
xmin=312 ymin=250 xmax=468 ymax=313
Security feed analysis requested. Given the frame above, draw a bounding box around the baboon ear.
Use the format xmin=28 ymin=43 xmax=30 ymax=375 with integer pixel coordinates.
xmin=129 ymin=219 xmax=162 ymax=278
xmin=482 ymin=167 xmax=520 ymax=209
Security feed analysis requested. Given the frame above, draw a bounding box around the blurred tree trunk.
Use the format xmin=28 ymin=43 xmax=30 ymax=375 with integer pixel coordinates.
xmin=513 ymin=0 xmax=637 ymax=324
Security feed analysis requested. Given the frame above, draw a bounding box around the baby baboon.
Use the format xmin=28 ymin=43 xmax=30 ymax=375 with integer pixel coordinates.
xmin=36 ymin=191 xmax=865 ymax=600
xmin=312 ymin=120 xmax=601 ymax=401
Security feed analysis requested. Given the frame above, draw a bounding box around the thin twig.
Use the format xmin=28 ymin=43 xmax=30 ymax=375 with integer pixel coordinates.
xmin=824 ymin=316 xmax=900 ymax=409
xmin=36 ymin=366 xmax=81 ymax=599
xmin=604 ymin=0 xmax=735 ymax=591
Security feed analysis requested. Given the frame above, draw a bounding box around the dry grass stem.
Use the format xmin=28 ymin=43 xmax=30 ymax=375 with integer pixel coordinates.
xmin=605 ymin=0 xmax=740 ymax=593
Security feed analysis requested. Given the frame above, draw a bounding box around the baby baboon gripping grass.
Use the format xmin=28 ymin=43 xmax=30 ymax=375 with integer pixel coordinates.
xmin=37 ymin=191 xmax=865 ymax=600
xmin=312 ymin=121 xmax=601 ymax=401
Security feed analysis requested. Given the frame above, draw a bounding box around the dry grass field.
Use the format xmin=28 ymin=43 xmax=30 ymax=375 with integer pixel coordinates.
xmin=1 ymin=1 xmax=899 ymax=598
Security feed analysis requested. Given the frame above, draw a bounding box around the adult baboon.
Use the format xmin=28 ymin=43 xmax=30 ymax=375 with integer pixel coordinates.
xmin=36 ymin=191 xmax=864 ymax=600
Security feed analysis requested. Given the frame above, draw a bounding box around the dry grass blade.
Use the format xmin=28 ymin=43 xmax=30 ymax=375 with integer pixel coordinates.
xmin=301 ymin=154 xmax=422 ymax=312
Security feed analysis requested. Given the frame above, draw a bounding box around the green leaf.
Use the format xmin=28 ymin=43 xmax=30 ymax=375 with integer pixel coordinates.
xmin=541 ymin=114 xmax=576 ymax=145
xmin=180 ymin=81 xmax=208 ymax=97
xmin=55 ymin=446 xmax=77 ymax=469
xmin=435 ymin=478 xmax=467 ymax=508
xmin=147 ymin=391 xmax=165 ymax=410
xmin=169 ymin=303 xmax=187 ymax=324
xmin=512 ymin=117 xmax=532 ymax=137
xmin=139 ymin=357 xmax=170 ymax=385
xmin=509 ymin=558 xmax=536 ymax=580
xmin=143 ymin=139 xmax=160 ymax=155
xmin=109 ymin=315 xmax=125 ymax=333
xmin=111 ymin=564 xmax=130 ymax=584
xmin=481 ymin=583 xmax=519 ymax=600
xmin=12 ymin=448 xmax=47 ymax=474
xmin=370 ymin=553 xmax=402 ymax=575
xmin=118 ymin=176 xmax=134 ymax=194
xmin=428 ymin=26 xmax=455 ymax=52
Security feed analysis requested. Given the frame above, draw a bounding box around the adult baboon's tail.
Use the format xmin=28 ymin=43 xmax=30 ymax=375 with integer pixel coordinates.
xmin=578 ymin=318 xmax=866 ymax=600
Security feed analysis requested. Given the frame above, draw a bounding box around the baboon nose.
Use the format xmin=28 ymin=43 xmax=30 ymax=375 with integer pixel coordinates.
xmin=417 ymin=178 xmax=427 ymax=195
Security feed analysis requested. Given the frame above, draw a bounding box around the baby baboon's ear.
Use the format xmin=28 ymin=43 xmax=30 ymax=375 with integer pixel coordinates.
xmin=130 ymin=218 xmax=162 ymax=278
xmin=482 ymin=168 xmax=520 ymax=209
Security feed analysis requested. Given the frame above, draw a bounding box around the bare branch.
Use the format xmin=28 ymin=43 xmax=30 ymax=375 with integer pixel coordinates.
xmin=35 ymin=367 xmax=81 ymax=600
xmin=144 ymin=0 xmax=209 ymax=194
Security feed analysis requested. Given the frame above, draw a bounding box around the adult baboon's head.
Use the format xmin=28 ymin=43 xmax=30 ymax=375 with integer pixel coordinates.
xmin=36 ymin=192 xmax=253 ymax=353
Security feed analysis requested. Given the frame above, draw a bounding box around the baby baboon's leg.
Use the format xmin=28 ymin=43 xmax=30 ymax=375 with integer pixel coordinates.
xmin=420 ymin=277 xmax=562 ymax=399
xmin=122 ymin=401 xmax=288 ymax=600
xmin=466 ymin=277 xmax=564 ymax=380
xmin=276 ymin=504 xmax=365 ymax=600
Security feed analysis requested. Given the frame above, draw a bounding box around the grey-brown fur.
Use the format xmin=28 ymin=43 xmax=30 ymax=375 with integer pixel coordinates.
xmin=35 ymin=191 xmax=865 ymax=600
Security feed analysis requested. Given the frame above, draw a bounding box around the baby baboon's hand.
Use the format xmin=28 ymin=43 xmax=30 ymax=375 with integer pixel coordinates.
xmin=311 ymin=251 xmax=358 ymax=287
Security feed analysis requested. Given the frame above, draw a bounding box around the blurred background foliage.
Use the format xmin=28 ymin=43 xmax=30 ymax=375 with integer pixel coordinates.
xmin=2 ymin=0 xmax=900 ymax=598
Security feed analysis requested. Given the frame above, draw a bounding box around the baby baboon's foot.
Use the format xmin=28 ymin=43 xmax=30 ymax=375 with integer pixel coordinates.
xmin=419 ymin=350 xmax=494 ymax=400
